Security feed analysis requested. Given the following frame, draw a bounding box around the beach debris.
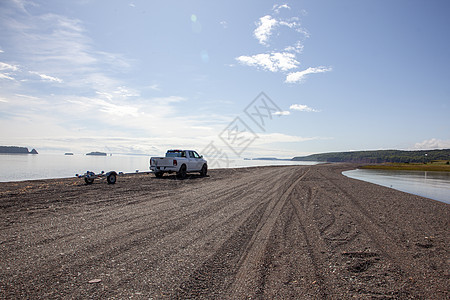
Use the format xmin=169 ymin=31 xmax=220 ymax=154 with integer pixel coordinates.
xmin=416 ymin=237 xmax=434 ymax=249
xmin=88 ymin=278 xmax=102 ymax=284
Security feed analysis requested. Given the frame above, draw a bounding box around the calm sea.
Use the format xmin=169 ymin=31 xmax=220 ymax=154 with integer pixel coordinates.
xmin=0 ymin=154 xmax=317 ymax=182
xmin=343 ymin=169 xmax=450 ymax=204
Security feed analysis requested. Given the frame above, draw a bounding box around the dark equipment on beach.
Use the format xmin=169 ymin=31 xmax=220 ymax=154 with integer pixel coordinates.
xmin=76 ymin=170 xmax=118 ymax=184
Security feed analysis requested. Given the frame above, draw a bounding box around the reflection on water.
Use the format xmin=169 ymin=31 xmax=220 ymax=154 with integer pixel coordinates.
xmin=343 ymin=169 xmax=450 ymax=204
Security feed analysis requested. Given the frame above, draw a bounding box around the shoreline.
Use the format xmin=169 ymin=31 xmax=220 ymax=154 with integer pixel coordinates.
xmin=343 ymin=168 xmax=450 ymax=204
xmin=1 ymin=164 xmax=448 ymax=298
xmin=3 ymin=162 xmax=449 ymax=204
xmin=360 ymin=162 xmax=450 ymax=172
xmin=0 ymin=160 xmax=321 ymax=183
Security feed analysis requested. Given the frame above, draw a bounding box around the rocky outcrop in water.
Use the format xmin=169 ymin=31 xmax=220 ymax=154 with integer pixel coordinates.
xmin=86 ymin=151 xmax=107 ymax=156
xmin=0 ymin=146 xmax=38 ymax=154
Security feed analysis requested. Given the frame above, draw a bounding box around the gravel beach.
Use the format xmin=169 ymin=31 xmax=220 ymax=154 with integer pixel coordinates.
xmin=0 ymin=164 xmax=448 ymax=299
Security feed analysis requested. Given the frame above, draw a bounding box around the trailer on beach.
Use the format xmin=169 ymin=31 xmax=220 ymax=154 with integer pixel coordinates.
xmin=76 ymin=170 xmax=118 ymax=184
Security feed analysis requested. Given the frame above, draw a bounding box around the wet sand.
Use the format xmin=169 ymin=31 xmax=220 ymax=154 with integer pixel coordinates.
xmin=0 ymin=164 xmax=448 ymax=299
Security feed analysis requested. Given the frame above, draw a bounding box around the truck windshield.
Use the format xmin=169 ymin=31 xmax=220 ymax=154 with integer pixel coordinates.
xmin=166 ymin=151 xmax=185 ymax=158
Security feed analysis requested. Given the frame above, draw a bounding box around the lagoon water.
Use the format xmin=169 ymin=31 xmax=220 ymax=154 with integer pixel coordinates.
xmin=343 ymin=169 xmax=450 ymax=204
xmin=0 ymin=154 xmax=317 ymax=182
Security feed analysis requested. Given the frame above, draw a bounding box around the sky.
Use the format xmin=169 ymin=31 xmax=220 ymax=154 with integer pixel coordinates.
xmin=1 ymin=0 xmax=449 ymax=160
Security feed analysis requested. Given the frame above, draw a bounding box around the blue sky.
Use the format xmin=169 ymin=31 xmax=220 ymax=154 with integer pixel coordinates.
xmin=1 ymin=0 xmax=449 ymax=158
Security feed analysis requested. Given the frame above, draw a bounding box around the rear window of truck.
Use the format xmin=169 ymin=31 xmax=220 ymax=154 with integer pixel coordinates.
xmin=166 ymin=150 xmax=186 ymax=158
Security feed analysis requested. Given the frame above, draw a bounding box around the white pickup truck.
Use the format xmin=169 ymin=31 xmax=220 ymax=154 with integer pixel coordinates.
xmin=150 ymin=149 xmax=208 ymax=178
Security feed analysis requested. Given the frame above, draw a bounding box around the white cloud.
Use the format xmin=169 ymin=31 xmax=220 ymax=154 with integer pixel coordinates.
xmin=114 ymin=86 xmax=140 ymax=98
xmin=237 ymin=7 xmax=321 ymax=85
xmin=1 ymin=6 xmax=131 ymax=86
xmin=279 ymin=20 xmax=310 ymax=38
xmin=97 ymin=99 xmax=140 ymax=117
xmin=253 ymin=14 xmax=307 ymax=47
xmin=272 ymin=4 xmax=291 ymax=14
xmin=0 ymin=62 xmax=18 ymax=80
xmin=273 ymin=111 xmax=290 ymax=116
xmin=0 ymin=73 xmax=15 ymax=80
xmin=14 ymin=93 xmax=40 ymax=100
xmin=254 ymin=15 xmax=278 ymax=46
xmin=66 ymin=96 xmax=140 ymax=118
xmin=148 ymin=83 xmax=161 ymax=91
xmin=258 ymin=132 xmax=325 ymax=143
xmin=278 ymin=20 xmax=297 ymax=29
xmin=236 ymin=52 xmax=299 ymax=72
xmin=413 ymin=138 xmax=450 ymax=150
xmin=220 ymin=21 xmax=228 ymax=29
xmin=152 ymin=96 xmax=186 ymax=104
xmin=284 ymin=41 xmax=304 ymax=53
xmin=10 ymin=0 xmax=29 ymax=12
xmin=290 ymin=104 xmax=320 ymax=112
xmin=0 ymin=62 xmax=18 ymax=71
xmin=29 ymin=71 xmax=63 ymax=83
xmin=285 ymin=66 xmax=332 ymax=83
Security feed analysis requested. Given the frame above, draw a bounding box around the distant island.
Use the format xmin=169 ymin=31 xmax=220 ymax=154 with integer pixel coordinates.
xmin=86 ymin=151 xmax=107 ymax=156
xmin=292 ymin=149 xmax=450 ymax=163
xmin=65 ymin=153 xmax=74 ymax=155
xmin=0 ymin=146 xmax=38 ymax=154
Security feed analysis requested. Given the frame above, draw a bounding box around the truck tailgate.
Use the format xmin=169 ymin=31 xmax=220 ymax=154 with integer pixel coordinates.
xmin=151 ymin=157 xmax=175 ymax=167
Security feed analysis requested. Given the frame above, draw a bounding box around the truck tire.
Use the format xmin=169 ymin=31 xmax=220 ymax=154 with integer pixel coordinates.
xmin=155 ymin=172 xmax=163 ymax=178
xmin=200 ymin=164 xmax=207 ymax=177
xmin=107 ymin=172 xmax=117 ymax=184
xmin=177 ymin=164 xmax=187 ymax=179
xmin=84 ymin=177 xmax=94 ymax=184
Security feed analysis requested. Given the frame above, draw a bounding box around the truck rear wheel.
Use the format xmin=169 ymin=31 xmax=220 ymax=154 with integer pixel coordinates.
xmin=177 ymin=164 xmax=187 ymax=179
xmin=155 ymin=172 xmax=163 ymax=178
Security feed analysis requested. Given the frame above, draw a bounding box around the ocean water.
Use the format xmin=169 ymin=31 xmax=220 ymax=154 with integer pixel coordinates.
xmin=343 ymin=169 xmax=450 ymax=204
xmin=0 ymin=154 xmax=317 ymax=182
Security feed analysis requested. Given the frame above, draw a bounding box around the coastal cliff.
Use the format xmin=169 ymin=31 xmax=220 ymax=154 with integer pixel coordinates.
xmin=0 ymin=146 xmax=38 ymax=154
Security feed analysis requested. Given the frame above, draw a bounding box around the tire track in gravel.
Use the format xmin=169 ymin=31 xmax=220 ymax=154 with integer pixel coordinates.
xmin=2 ymin=168 xmax=282 ymax=298
xmin=309 ymin=167 xmax=420 ymax=298
xmin=2 ymin=165 xmax=447 ymax=299
xmin=255 ymin=166 xmax=419 ymax=299
xmin=2 ymin=166 xmax=293 ymax=298
xmin=228 ymin=167 xmax=310 ymax=299
xmin=287 ymin=179 xmax=340 ymax=298
xmin=105 ymin=167 xmax=291 ymax=297
xmin=173 ymin=201 xmax=270 ymax=299
xmin=314 ymin=168 xmax=407 ymax=253
xmin=172 ymin=167 xmax=309 ymax=299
